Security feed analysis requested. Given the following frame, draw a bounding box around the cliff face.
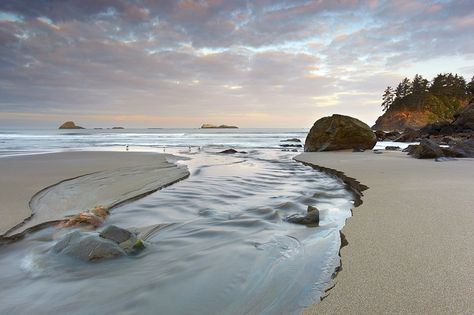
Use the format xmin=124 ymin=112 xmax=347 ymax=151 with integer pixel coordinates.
xmin=373 ymin=96 xmax=470 ymax=131
xmin=373 ymin=111 xmax=439 ymax=131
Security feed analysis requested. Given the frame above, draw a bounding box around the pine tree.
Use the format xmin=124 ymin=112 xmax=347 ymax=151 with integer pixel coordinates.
xmin=381 ymin=86 xmax=394 ymax=111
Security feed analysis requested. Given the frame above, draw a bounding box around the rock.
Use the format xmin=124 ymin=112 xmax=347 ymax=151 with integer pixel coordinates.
xmin=402 ymin=145 xmax=419 ymax=154
xmin=112 ymin=126 xmax=124 ymax=129
xmin=374 ymin=130 xmax=385 ymax=141
xmin=52 ymin=231 xmax=126 ymax=261
xmin=304 ymin=114 xmax=377 ymax=152
xmin=279 ymin=144 xmax=302 ymax=148
xmin=443 ymin=139 xmax=474 ymax=158
xmin=352 ymin=147 xmax=365 ymax=152
xmin=280 ymin=138 xmax=301 ymax=143
xmin=100 ymin=225 xmax=133 ymax=244
xmin=58 ymin=121 xmax=85 ymax=129
xmin=435 ymin=157 xmax=456 ymax=162
xmin=285 ymin=205 xmax=319 ymax=227
xmin=452 ymin=102 xmax=474 ymax=130
xmin=394 ymin=128 xmax=421 ymax=142
xmin=219 ymin=148 xmax=238 ymax=154
xmin=385 ymin=146 xmax=401 ymax=151
xmin=384 ymin=131 xmax=402 ymax=140
xmin=100 ymin=225 xmax=144 ymax=255
xmin=201 ymin=124 xmax=238 ymax=129
xmin=411 ymin=139 xmax=444 ymax=159
xmin=373 ymin=150 xmax=383 ymax=154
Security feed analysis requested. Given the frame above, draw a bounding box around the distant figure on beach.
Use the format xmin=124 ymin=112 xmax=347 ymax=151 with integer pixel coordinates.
xmin=163 ymin=146 xmax=166 ymax=152
xmin=189 ymin=145 xmax=191 ymax=152
xmin=126 ymin=145 xmax=129 ymax=151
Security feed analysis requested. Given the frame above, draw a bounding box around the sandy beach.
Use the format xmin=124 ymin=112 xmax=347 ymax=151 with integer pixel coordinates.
xmin=0 ymin=151 xmax=189 ymax=237
xmin=296 ymin=151 xmax=474 ymax=314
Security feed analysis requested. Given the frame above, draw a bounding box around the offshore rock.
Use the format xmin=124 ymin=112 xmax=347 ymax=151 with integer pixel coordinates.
xmin=58 ymin=121 xmax=85 ymax=129
xmin=304 ymin=114 xmax=377 ymax=152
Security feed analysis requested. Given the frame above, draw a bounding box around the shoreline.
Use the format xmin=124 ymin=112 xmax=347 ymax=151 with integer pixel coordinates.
xmin=296 ymin=151 xmax=474 ymax=314
xmin=0 ymin=151 xmax=189 ymax=239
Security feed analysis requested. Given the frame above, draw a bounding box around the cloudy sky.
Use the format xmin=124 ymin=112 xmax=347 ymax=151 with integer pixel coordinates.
xmin=0 ymin=0 xmax=473 ymax=128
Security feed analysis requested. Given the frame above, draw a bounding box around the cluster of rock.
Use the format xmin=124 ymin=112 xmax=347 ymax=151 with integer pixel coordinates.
xmin=201 ymin=124 xmax=238 ymax=129
xmin=404 ymin=139 xmax=474 ymax=159
xmin=279 ymin=138 xmax=302 ymax=150
xmin=52 ymin=225 xmax=145 ymax=262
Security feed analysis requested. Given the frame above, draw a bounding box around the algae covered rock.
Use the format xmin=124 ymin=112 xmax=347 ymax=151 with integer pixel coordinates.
xmin=52 ymin=225 xmax=145 ymax=262
xmin=52 ymin=231 xmax=126 ymax=261
xmin=304 ymin=114 xmax=377 ymax=152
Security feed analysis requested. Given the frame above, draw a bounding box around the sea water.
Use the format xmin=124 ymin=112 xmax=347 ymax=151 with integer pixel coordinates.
xmin=0 ymin=128 xmax=356 ymax=314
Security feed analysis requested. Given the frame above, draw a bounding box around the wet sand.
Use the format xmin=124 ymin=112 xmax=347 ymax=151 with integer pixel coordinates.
xmin=296 ymin=151 xmax=474 ymax=314
xmin=0 ymin=152 xmax=189 ymax=237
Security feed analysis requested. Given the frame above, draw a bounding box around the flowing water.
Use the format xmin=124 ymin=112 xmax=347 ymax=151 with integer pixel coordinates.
xmin=0 ymin=129 xmax=355 ymax=314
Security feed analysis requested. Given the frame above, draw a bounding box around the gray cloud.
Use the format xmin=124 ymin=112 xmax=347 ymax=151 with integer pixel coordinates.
xmin=0 ymin=0 xmax=473 ymax=127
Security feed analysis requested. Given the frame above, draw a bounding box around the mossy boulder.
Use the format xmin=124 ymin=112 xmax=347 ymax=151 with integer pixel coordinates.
xmin=304 ymin=114 xmax=377 ymax=152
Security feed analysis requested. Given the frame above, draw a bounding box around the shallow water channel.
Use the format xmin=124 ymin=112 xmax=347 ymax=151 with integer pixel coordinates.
xmin=0 ymin=149 xmax=354 ymax=315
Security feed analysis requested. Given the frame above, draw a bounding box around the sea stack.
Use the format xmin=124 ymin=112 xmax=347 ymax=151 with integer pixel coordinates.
xmin=304 ymin=114 xmax=376 ymax=152
xmin=58 ymin=121 xmax=85 ymax=129
xmin=201 ymin=124 xmax=238 ymax=129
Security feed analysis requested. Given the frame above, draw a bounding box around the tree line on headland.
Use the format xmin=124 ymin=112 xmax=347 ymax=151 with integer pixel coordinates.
xmin=381 ymin=73 xmax=474 ymax=120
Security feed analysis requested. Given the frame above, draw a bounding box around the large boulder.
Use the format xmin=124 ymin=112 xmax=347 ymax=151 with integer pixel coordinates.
xmin=304 ymin=114 xmax=377 ymax=152
xmin=59 ymin=121 xmax=84 ymax=129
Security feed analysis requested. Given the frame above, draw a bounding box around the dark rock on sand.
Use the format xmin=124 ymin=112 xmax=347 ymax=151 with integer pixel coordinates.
xmin=352 ymin=147 xmax=365 ymax=152
xmin=58 ymin=121 xmax=85 ymax=129
xmin=285 ymin=205 xmax=319 ymax=227
xmin=112 ymin=126 xmax=124 ymax=129
xmin=304 ymin=114 xmax=377 ymax=152
xmin=402 ymin=144 xmax=419 ymax=154
xmin=411 ymin=139 xmax=444 ymax=159
xmin=443 ymin=139 xmax=474 ymax=158
xmin=52 ymin=231 xmax=126 ymax=261
xmin=385 ymin=146 xmax=401 ymax=151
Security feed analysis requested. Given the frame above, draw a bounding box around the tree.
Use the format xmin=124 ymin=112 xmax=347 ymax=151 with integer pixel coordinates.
xmin=412 ymin=74 xmax=429 ymax=95
xmin=381 ymin=86 xmax=394 ymax=111
xmin=467 ymin=76 xmax=474 ymax=96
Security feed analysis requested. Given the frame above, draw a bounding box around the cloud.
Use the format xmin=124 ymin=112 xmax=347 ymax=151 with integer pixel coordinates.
xmin=0 ymin=0 xmax=473 ymax=127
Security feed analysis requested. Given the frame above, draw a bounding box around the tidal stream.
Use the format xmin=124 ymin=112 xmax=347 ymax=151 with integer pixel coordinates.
xmin=0 ymin=149 xmax=354 ymax=315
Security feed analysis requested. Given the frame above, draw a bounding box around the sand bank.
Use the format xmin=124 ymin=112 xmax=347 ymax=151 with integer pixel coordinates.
xmin=296 ymin=151 xmax=474 ymax=314
xmin=0 ymin=151 xmax=189 ymax=237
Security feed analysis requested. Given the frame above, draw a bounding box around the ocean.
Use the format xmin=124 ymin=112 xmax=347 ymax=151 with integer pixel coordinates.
xmin=0 ymin=128 xmax=357 ymax=314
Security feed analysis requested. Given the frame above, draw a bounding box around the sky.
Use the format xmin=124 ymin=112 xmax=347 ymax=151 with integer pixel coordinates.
xmin=0 ymin=0 xmax=473 ymax=129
